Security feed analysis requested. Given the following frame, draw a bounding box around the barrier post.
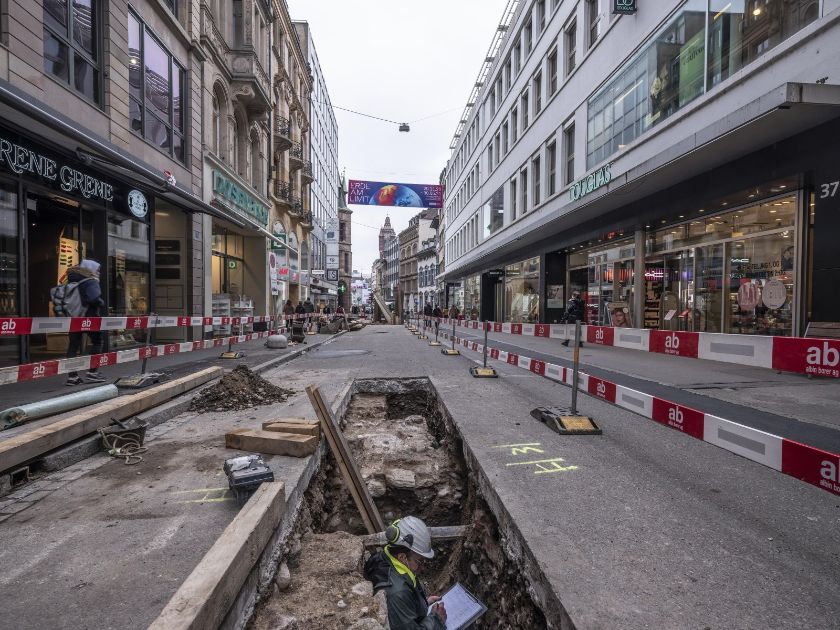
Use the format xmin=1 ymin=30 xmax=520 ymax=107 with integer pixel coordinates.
xmin=220 ymin=316 xmax=245 ymax=359
xmin=418 ymin=313 xmax=428 ymax=340
xmin=429 ymin=315 xmax=442 ymax=347
xmin=470 ymin=320 xmax=498 ymax=377
xmin=441 ymin=317 xmax=459 ymax=355
xmin=114 ymin=312 xmax=164 ymax=389
xmin=571 ymin=320 xmax=581 ymax=414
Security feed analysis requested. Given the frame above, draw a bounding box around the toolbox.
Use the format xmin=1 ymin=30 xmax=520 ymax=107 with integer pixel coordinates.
xmin=224 ymin=454 xmax=275 ymax=504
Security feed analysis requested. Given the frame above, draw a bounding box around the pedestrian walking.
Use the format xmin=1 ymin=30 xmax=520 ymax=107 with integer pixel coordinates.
xmin=283 ymin=299 xmax=295 ymax=330
xmin=304 ymin=297 xmax=315 ymax=330
xmin=60 ymin=259 xmax=106 ymax=385
xmin=432 ymin=305 xmax=442 ymax=333
xmin=561 ymin=290 xmax=585 ymax=347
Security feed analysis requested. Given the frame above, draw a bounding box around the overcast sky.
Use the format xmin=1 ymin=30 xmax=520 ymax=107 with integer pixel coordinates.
xmin=287 ymin=0 xmax=511 ymax=275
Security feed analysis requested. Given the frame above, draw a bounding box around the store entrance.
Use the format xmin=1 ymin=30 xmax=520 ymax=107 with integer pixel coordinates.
xmin=26 ymin=192 xmax=105 ymax=361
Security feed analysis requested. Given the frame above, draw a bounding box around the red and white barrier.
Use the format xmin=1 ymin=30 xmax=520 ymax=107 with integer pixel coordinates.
xmin=432 ymin=327 xmax=840 ymax=498
xmin=424 ymin=317 xmax=840 ymax=379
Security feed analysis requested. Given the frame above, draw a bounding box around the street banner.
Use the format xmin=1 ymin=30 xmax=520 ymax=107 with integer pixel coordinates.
xmin=348 ymin=180 xmax=443 ymax=209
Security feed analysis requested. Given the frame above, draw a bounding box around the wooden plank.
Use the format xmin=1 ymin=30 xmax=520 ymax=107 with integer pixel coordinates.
xmin=306 ymin=385 xmax=385 ymax=533
xmin=362 ymin=525 xmax=471 ymax=548
xmin=148 ymin=481 xmax=285 ymax=630
xmin=225 ymin=428 xmax=317 ymax=457
xmin=261 ymin=421 xmax=320 ymax=437
xmin=0 ymin=367 xmax=224 ymax=473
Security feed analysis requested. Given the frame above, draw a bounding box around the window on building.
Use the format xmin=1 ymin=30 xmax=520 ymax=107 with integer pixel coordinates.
xmin=44 ymin=0 xmax=101 ymax=103
xmin=250 ymin=130 xmax=262 ymax=192
xmin=511 ymin=108 xmax=518 ymax=143
xmin=487 ymin=142 xmax=494 ymax=172
xmin=513 ymin=43 xmax=521 ymax=74
xmin=537 ymin=0 xmax=546 ymax=32
xmin=586 ymin=0 xmax=601 ymax=49
xmin=510 ymin=178 xmax=517 ymax=220
xmin=232 ymin=0 xmax=244 ymax=46
xmin=532 ymin=156 xmax=541 ymax=206
xmin=339 ymin=221 xmax=346 ymax=242
xmin=520 ymin=168 xmax=528 ymax=213
xmin=564 ymin=123 xmax=575 ymax=185
xmin=212 ymin=94 xmax=221 ymax=154
xmin=502 ymin=121 xmax=509 ymax=154
xmin=548 ymin=48 xmax=558 ymax=96
xmin=128 ymin=11 xmax=186 ymax=162
xmin=504 ymin=58 xmax=512 ymax=91
xmin=547 ymin=142 xmax=557 ymax=196
xmin=565 ymin=18 xmax=577 ymax=76
xmin=525 ymin=18 xmax=533 ymax=54
xmin=521 ymin=90 xmax=529 ymax=129
xmin=494 ymin=133 xmax=501 ymax=166
xmin=533 ymin=72 xmax=542 ymax=115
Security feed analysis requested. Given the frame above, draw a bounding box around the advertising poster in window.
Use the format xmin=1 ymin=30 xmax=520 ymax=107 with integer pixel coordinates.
xmin=347 ymin=180 xmax=443 ymax=209
xmin=607 ymin=301 xmax=631 ymax=327
xmin=547 ymin=284 xmax=565 ymax=309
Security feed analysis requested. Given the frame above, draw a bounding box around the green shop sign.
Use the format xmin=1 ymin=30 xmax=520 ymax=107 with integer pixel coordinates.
xmin=569 ymin=163 xmax=612 ymax=203
xmin=213 ymin=170 xmax=269 ymax=226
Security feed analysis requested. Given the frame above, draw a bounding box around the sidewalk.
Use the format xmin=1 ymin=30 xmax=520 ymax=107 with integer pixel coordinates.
xmin=0 ymin=333 xmax=326 ymax=410
xmin=443 ymin=326 xmax=840 ymax=448
xmin=0 ymin=327 xmax=837 ymax=629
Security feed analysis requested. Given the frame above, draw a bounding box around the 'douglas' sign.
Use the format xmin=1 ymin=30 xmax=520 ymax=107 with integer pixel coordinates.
xmin=569 ymin=163 xmax=612 ymax=203
xmin=613 ymin=0 xmax=637 ymax=15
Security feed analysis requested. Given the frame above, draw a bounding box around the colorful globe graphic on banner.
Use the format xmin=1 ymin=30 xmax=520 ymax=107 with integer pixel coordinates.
xmin=369 ymin=184 xmax=424 ymax=207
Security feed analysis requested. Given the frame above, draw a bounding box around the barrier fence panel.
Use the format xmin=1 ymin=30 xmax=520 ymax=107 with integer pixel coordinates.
xmin=428 ymin=317 xmax=840 ymax=379
xmin=430 ymin=326 xmax=840 ymax=499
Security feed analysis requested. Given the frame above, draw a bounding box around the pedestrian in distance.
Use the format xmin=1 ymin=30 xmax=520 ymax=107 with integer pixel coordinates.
xmin=304 ymin=297 xmax=315 ymax=330
xmin=363 ymin=516 xmax=447 ymax=630
xmin=283 ymin=299 xmax=295 ymax=330
xmin=561 ymin=290 xmax=585 ymax=347
xmin=449 ymin=304 xmax=460 ymax=320
xmin=295 ymin=300 xmax=306 ymax=317
xmin=423 ymin=302 xmax=432 ymax=328
xmin=58 ymin=259 xmax=107 ymax=385
xmin=432 ymin=304 xmax=442 ymax=334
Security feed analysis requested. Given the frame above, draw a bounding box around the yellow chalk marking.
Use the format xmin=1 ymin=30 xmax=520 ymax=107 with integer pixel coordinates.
xmin=534 ymin=463 xmax=579 ymax=474
xmin=492 ymin=442 xmax=541 ymax=449
xmin=506 ymin=457 xmax=565 ymax=467
xmin=510 ymin=446 xmax=544 ymax=455
xmin=172 ymin=487 xmax=228 ymax=494
xmin=173 ymin=487 xmax=232 ymax=504
xmin=178 ymin=495 xmax=235 ymax=504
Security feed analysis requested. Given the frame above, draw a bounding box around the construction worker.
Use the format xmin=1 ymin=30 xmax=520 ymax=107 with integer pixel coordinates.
xmin=363 ymin=516 xmax=447 ymax=629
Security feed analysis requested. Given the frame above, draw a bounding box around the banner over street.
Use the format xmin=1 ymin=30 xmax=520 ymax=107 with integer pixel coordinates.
xmin=348 ymin=179 xmax=443 ymax=208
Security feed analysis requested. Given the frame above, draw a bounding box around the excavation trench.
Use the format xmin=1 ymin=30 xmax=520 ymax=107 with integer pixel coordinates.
xmin=252 ymin=378 xmax=551 ymax=630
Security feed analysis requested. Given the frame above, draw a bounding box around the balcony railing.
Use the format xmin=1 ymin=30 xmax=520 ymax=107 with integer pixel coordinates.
xmin=274 ymin=180 xmax=291 ymax=203
xmin=290 ymin=195 xmax=303 ymax=214
xmin=289 ymin=142 xmax=304 ymax=170
xmin=301 ymin=160 xmax=313 ymax=182
xmin=274 ymin=116 xmax=292 ymax=150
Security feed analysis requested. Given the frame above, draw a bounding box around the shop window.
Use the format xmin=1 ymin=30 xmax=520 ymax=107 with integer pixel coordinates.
xmin=708 ymin=0 xmax=818 ymax=88
xmin=44 ymin=0 xmax=101 ymax=104
xmin=505 ymin=257 xmax=540 ymax=323
xmin=128 ymin=11 xmax=186 ymax=163
xmin=465 ymin=275 xmax=481 ymax=319
xmin=0 ymin=181 xmax=18 ymax=366
xmin=108 ymin=215 xmax=149 ymax=317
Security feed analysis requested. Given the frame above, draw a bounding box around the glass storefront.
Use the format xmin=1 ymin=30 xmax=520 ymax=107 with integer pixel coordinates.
xmin=465 ymin=274 xmax=481 ymax=319
xmin=0 ymin=181 xmax=18 ymax=366
xmin=568 ymin=240 xmax=635 ymax=326
xmin=505 ymin=257 xmax=540 ymax=323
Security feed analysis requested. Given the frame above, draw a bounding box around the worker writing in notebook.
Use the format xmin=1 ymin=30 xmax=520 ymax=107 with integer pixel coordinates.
xmin=363 ymin=516 xmax=447 ymax=629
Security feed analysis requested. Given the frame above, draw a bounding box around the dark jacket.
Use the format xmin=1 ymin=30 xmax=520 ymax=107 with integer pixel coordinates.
xmin=295 ymin=303 xmax=306 ymax=314
xmin=304 ymin=301 xmax=315 ymax=313
xmin=565 ymin=296 xmax=585 ymax=323
xmin=423 ymin=304 xmax=433 ymax=316
xmin=364 ymin=551 xmax=445 ymax=630
xmin=432 ymin=307 xmax=442 ymax=318
xmin=67 ymin=267 xmax=104 ymax=317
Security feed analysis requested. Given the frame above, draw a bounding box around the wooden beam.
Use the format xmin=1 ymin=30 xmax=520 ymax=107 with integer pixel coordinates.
xmin=362 ymin=525 xmax=471 ymax=548
xmin=0 ymin=367 xmax=224 ymax=473
xmin=261 ymin=420 xmax=320 ymax=437
xmin=225 ymin=428 xmax=317 ymax=457
xmin=306 ymin=385 xmax=385 ymax=534
xmin=148 ymin=481 xmax=285 ymax=630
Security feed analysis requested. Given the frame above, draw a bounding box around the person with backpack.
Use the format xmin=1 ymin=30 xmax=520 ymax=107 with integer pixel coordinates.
xmin=561 ymin=290 xmax=586 ymax=347
xmin=58 ymin=259 xmax=107 ymax=385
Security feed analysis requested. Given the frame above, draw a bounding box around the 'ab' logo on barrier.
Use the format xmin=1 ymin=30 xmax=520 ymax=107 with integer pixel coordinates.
xmin=807 ymin=342 xmax=840 ymax=367
xmin=665 ymin=333 xmax=680 ymax=350
xmin=668 ymin=407 xmax=684 ymax=425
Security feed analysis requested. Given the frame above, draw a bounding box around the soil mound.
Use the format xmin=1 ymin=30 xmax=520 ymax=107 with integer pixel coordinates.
xmin=189 ymin=365 xmax=294 ymax=412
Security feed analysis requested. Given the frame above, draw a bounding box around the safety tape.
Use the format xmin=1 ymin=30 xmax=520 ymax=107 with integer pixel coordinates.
xmin=411 ymin=316 xmax=840 ymax=380
xmin=0 ymin=326 xmax=294 ymax=386
xmin=433 ymin=328 xmax=840 ymax=499
xmin=0 ymin=313 xmax=319 ymax=336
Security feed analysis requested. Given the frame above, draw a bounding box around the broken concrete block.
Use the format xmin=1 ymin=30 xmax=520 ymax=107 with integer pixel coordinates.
xmin=275 ymin=561 xmax=292 ymax=591
xmin=262 ymin=420 xmax=320 ymax=438
xmin=367 ymin=479 xmax=386 ymax=498
xmin=385 ymin=468 xmax=415 ymax=489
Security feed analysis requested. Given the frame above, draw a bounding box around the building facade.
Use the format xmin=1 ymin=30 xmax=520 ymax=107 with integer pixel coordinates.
xmin=338 ymin=179 xmax=353 ymax=308
xmin=294 ymin=20 xmax=338 ymax=308
xmin=443 ymin=0 xmax=840 ymax=336
xmin=384 ymin=231 xmax=400 ymax=303
xmin=379 ymin=215 xmax=396 ymax=257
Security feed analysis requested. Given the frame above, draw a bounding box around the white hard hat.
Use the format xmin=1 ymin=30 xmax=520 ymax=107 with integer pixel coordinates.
xmin=386 ymin=515 xmax=434 ymax=559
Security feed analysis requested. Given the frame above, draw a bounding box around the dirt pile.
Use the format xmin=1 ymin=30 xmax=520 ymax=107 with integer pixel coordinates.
xmin=252 ymin=531 xmax=385 ymax=630
xmin=189 ymin=364 xmax=294 ymax=412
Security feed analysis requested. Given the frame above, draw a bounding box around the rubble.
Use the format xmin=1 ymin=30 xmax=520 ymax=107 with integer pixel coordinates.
xmin=188 ymin=365 xmax=294 ymax=412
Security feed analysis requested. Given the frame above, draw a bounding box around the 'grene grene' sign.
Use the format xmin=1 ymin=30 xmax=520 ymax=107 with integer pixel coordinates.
xmin=213 ymin=170 xmax=269 ymax=225
xmin=569 ymin=163 xmax=612 ymax=203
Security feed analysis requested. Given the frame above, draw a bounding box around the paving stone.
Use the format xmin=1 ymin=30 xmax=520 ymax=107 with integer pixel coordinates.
xmin=17 ymin=491 xmax=53 ymax=502
xmin=0 ymin=501 xmax=31 ymax=515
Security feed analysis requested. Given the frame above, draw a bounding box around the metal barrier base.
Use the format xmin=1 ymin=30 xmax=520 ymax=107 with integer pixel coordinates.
xmin=115 ymin=372 xmax=165 ymax=389
xmin=470 ymin=366 xmax=498 ymax=378
xmin=428 ymin=341 xmax=442 ymax=347
xmin=220 ymin=351 xmax=245 ymax=359
xmin=441 ymin=348 xmax=460 ymax=356
xmin=530 ymin=407 xmax=601 ymax=435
